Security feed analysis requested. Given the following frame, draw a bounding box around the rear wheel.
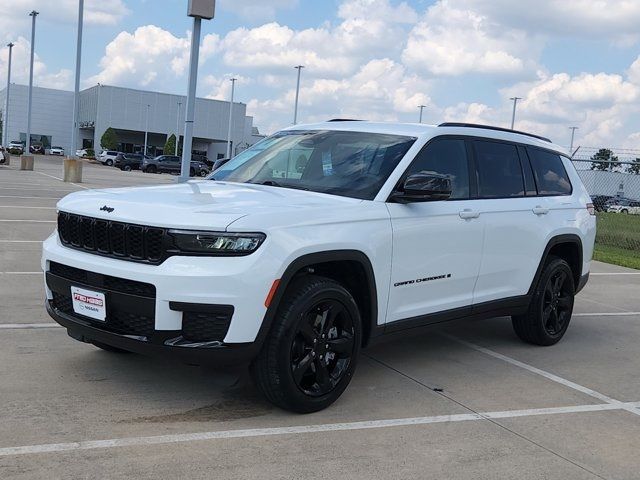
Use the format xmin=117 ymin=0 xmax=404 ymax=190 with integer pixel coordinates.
xmin=199 ymin=169 xmax=208 ymax=177
xmin=189 ymin=168 xmax=196 ymax=177
xmin=105 ymin=159 xmax=113 ymax=167
xmin=123 ymin=165 xmax=132 ymax=172
xmin=146 ymin=165 xmax=157 ymax=174
xmin=512 ymin=257 xmax=575 ymax=346
xmin=91 ymin=341 xmax=131 ymax=353
xmin=251 ymin=275 xmax=361 ymax=413
xmin=621 ymin=209 xmax=629 ymax=214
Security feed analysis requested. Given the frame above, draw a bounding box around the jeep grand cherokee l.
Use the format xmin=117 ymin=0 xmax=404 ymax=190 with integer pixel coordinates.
xmin=42 ymin=121 xmax=596 ymax=413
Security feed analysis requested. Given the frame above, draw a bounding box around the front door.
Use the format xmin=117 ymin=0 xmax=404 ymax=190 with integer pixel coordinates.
xmin=386 ymin=137 xmax=484 ymax=323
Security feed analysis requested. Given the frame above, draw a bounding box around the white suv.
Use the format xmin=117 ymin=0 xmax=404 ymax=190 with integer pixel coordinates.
xmin=98 ymin=150 xmax=120 ymax=166
xmin=42 ymin=122 xmax=596 ymax=412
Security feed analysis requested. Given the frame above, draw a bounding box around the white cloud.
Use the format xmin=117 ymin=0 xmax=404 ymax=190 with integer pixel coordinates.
xmin=203 ymin=74 xmax=251 ymax=101
xmin=87 ymin=26 xmax=219 ymax=88
xmin=0 ymin=36 xmax=72 ymax=90
xmin=402 ymin=2 xmax=537 ymax=76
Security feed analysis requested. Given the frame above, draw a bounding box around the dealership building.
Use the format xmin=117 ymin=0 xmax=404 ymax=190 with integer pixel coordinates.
xmin=0 ymin=84 xmax=265 ymax=160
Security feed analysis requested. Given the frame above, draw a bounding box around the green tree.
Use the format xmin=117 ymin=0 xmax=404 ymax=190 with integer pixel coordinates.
xmin=164 ymin=134 xmax=176 ymax=155
xmin=590 ymin=148 xmax=619 ymax=171
xmin=627 ymin=158 xmax=640 ymax=175
xmin=100 ymin=127 xmax=118 ymax=150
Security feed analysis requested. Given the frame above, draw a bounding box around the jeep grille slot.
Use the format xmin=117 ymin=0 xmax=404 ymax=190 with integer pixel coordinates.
xmin=57 ymin=212 xmax=168 ymax=264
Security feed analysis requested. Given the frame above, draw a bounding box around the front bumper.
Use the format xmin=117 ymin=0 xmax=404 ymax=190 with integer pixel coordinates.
xmin=46 ymin=301 xmax=258 ymax=367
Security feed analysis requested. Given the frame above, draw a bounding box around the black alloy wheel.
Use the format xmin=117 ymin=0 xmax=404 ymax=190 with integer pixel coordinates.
xmin=290 ymin=299 xmax=356 ymax=397
xmin=541 ymin=269 xmax=573 ymax=336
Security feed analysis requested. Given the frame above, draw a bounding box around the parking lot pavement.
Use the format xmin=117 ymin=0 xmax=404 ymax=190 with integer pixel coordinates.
xmin=2 ymin=156 xmax=640 ymax=479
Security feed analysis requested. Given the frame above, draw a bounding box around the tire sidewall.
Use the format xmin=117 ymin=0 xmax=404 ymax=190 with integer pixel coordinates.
xmin=532 ymin=258 xmax=575 ymax=344
xmin=268 ymin=279 xmax=362 ymax=412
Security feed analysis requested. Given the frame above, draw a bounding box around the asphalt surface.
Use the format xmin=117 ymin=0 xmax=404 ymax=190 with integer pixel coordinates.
xmin=1 ymin=156 xmax=640 ymax=479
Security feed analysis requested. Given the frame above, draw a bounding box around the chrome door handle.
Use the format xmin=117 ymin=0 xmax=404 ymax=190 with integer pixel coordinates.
xmin=533 ymin=206 xmax=549 ymax=215
xmin=459 ymin=209 xmax=480 ymax=219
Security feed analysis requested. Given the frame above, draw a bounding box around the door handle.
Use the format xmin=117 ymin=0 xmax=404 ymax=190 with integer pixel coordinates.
xmin=459 ymin=209 xmax=480 ymax=219
xmin=533 ymin=206 xmax=549 ymax=215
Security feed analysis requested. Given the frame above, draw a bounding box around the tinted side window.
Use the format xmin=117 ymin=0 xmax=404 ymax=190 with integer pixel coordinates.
xmin=527 ymin=148 xmax=572 ymax=195
xmin=474 ymin=141 xmax=524 ymax=198
xmin=403 ymin=138 xmax=470 ymax=199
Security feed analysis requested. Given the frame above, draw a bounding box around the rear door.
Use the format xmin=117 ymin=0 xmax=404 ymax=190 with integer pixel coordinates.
xmin=386 ymin=137 xmax=484 ymax=323
xmin=471 ymin=140 xmax=562 ymax=304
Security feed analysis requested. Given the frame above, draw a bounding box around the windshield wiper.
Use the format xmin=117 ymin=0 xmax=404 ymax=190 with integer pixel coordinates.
xmin=252 ymin=180 xmax=309 ymax=191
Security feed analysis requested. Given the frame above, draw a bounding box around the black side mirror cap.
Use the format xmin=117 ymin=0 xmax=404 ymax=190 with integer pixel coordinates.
xmin=391 ymin=172 xmax=452 ymax=203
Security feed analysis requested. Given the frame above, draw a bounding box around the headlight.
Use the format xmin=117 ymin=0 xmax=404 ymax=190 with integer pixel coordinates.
xmin=169 ymin=231 xmax=266 ymax=255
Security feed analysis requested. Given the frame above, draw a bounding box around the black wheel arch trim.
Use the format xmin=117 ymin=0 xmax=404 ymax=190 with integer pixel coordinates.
xmin=527 ymin=234 xmax=583 ymax=296
xmin=257 ymin=250 xmax=379 ymax=349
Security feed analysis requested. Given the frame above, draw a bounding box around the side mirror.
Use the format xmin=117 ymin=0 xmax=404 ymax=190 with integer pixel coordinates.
xmin=392 ymin=172 xmax=452 ymax=203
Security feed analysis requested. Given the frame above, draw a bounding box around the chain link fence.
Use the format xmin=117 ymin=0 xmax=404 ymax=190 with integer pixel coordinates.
xmin=571 ymin=147 xmax=640 ymax=267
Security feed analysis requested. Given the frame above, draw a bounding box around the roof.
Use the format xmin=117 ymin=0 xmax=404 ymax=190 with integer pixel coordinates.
xmin=283 ymin=121 xmax=566 ymax=155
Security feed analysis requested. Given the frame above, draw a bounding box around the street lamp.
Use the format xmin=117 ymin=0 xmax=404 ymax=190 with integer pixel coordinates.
xmin=175 ymin=101 xmax=182 ymax=156
xmin=226 ymin=78 xmax=236 ymax=159
xmin=25 ymin=10 xmax=39 ymax=155
xmin=418 ymin=104 xmax=426 ymax=124
xmin=3 ymin=42 xmax=14 ymax=148
xmin=144 ymin=104 xmax=150 ymax=157
xmin=180 ymin=0 xmax=215 ymax=182
xmin=293 ymin=65 xmax=304 ymax=125
xmin=569 ymin=126 xmax=579 ymax=155
xmin=509 ymin=97 xmax=522 ymax=130
xmin=70 ymin=0 xmax=84 ymax=159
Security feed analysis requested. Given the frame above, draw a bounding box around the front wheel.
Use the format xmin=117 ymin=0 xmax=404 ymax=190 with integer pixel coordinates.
xmin=199 ymin=169 xmax=208 ymax=177
xmin=251 ymin=275 xmax=362 ymax=413
xmin=512 ymin=257 xmax=575 ymax=346
xmin=123 ymin=165 xmax=132 ymax=172
xmin=146 ymin=165 xmax=157 ymax=174
xmin=105 ymin=159 xmax=113 ymax=167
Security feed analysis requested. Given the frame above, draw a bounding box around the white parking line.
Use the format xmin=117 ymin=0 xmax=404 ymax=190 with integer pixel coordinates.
xmin=445 ymin=334 xmax=640 ymax=417
xmin=0 ymin=206 xmax=56 ymax=210
xmin=0 ymin=220 xmax=56 ymax=223
xmin=0 ymin=401 xmax=636 ymax=457
xmin=591 ymin=272 xmax=640 ymax=276
xmin=0 ymin=323 xmax=61 ymax=329
xmin=573 ymin=312 xmax=640 ymax=317
xmin=35 ymin=171 xmax=90 ymax=190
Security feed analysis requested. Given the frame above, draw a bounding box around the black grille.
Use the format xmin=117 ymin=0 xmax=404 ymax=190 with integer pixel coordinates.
xmin=51 ymin=292 xmax=155 ymax=337
xmin=57 ymin=212 xmax=168 ymax=264
xmin=182 ymin=310 xmax=233 ymax=342
xmin=49 ymin=262 xmax=155 ymax=297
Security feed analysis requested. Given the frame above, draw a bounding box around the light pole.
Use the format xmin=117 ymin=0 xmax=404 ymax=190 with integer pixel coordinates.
xmin=509 ymin=97 xmax=522 ymax=130
xmin=569 ymin=126 xmax=578 ymax=154
xmin=143 ymin=104 xmax=150 ymax=157
xmin=226 ymin=78 xmax=236 ymax=159
xmin=3 ymin=42 xmax=14 ymax=148
xmin=70 ymin=0 xmax=84 ymax=159
xmin=175 ymin=101 xmax=182 ymax=156
xmin=418 ymin=104 xmax=426 ymax=124
xmin=180 ymin=0 xmax=215 ymax=182
xmin=293 ymin=65 xmax=304 ymax=125
xmin=25 ymin=10 xmax=39 ymax=155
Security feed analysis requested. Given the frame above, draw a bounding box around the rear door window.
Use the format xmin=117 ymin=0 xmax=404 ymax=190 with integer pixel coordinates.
xmin=527 ymin=148 xmax=572 ymax=195
xmin=474 ymin=141 xmax=525 ymax=198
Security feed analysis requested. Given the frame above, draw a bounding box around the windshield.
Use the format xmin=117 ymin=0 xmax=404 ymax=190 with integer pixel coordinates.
xmin=210 ymin=130 xmax=416 ymax=200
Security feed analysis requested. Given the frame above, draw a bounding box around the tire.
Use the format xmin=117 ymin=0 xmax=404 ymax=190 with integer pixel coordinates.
xmin=199 ymin=169 xmax=208 ymax=177
xmin=146 ymin=165 xmax=157 ymax=174
xmin=189 ymin=168 xmax=196 ymax=177
xmin=622 ymin=209 xmax=629 ymax=214
xmin=105 ymin=159 xmax=113 ymax=167
xmin=512 ymin=256 xmax=575 ymax=346
xmin=91 ymin=341 xmax=131 ymax=354
xmin=251 ymin=275 xmax=362 ymax=413
xmin=123 ymin=165 xmax=132 ymax=172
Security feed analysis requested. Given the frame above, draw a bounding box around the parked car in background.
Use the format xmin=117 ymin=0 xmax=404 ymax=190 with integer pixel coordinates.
xmin=8 ymin=141 xmax=24 ymax=154
xmin=76 ymin=149 xmax=88 ymax=157
xmin=142 ymin=155 xmax=210 ymax=176
xmin=49 ymin=146 xmax=65 ymax=156
xmin=607 ymin=199 xmax=640 ymax=214
xmin=30 ymin=143 xmax=44 ymax=154
xmin=591 ymin=195 xmax=613 ymax=212
xmin=192 ymin=153 xmax=212 ymax=168
xmin=98 ymin=150 xmax=119 ymax=166
xmin=0 ymin=148 xmax=5 ymax=164
xmin=115 ymin=153 xmax=144 ymax=171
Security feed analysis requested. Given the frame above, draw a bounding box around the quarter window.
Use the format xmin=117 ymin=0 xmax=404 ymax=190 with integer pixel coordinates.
xmin=474 ymin=141 xmax=525 ymax=198
xmin=403 ymin=138 xmax=470 ymax=199
xmin=527 ymin=148 xmax=572 ymax=195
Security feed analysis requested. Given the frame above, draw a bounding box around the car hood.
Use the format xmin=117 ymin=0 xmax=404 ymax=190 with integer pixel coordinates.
xmin=56 ymin=180 xmax=362 ymax=231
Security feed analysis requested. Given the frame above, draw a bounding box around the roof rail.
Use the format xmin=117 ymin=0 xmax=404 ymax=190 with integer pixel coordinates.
xmin=327 ymin=118 xmax=363 ymax=122
xmin=438 ymin=122 xmax=552 ymax=143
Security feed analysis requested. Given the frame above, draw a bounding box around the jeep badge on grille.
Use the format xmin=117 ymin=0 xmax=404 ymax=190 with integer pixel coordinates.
xmin=100 ymin=206 xmax=114 ymax=213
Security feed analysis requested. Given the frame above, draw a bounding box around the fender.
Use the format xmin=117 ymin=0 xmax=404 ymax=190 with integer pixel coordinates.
xmin=255 ymin=250 xmax=379 ymax=350
xmin=527 ymin=234 xmax=583 ymax=296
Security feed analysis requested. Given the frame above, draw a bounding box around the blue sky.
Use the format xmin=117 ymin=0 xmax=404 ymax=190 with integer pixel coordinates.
xmin=2 ymin=0 xmax=640 ymax=149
